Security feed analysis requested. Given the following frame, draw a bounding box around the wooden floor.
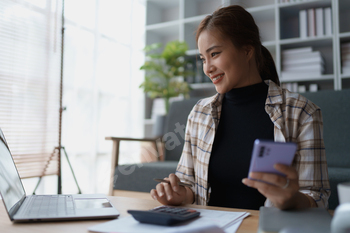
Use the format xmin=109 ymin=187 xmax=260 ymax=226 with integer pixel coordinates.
xmin=111 ymin=190 xmax=154 ymax=200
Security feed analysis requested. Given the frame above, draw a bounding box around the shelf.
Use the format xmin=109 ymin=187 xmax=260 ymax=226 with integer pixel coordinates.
xmin=146 ymin=20 xmax=179 ymax=31
xmin=341 ymin=74 xmax=350 ymax=79
xmin=144 ymin=0 xmax=349 ymax=101
xmin=184 ymin=0 xmax=222 ymax=18
xmin=146 ymin=0 xmax=179 ymax=25
xmin=186 ymin=49 xmax=198 ymax=56
xmin=278 ymin=0 xmax=332 ymax=10
xmin=247 ymin=4 xmax=275 ymax=14
xmin=339 ymin=32 xmax=350 ymax=39
xmin=280 ymin=37 xmax=333 ymax=47
xmin=228 ymin=0 xmax=274 ymax=9
xmin=250 ymin=7 xmax=276 ymax=42
xmin=190 ymin=83 xmax=214 ymax=89
xmin=280 ymin=74 xmax=334 ymax=83
xmin=146 ymin=23 xmax=179 ymax=45
xmin=263 ymin=41 xmax=276 ymax=47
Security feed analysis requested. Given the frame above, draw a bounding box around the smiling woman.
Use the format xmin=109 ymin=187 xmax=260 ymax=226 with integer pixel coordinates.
xmin=150 ymin=5 xmax=330 ymax=211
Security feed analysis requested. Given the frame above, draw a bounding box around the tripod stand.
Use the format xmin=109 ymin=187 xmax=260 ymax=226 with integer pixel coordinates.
xmin=32 ymin=0 xmax=81 ymax=195
xmin=32 ymin=146 xmax=82 ymax=195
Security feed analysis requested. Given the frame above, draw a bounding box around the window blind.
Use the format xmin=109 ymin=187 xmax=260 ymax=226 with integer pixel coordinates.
xmin=0 ymin=0 xmax=63 ymax=179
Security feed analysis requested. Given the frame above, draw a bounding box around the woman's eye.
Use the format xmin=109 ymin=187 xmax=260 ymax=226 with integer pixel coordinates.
xmin=211 ymin=52 xmax=219 ymax=57
xmin=199 ymin=57 xmax=205 ymax=63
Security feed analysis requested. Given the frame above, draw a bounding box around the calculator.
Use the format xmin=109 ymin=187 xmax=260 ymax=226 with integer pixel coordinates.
xmin=127 ymin=206 xmax=200 ymax=226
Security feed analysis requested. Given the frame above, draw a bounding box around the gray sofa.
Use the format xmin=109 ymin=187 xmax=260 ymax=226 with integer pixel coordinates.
xmin=303 ymin=89 xmax=350 ymax=210
xmin=110 ymin=89 xmax=350 ymax=210
xmin=109 ymin=97 xmax=201 ymax=193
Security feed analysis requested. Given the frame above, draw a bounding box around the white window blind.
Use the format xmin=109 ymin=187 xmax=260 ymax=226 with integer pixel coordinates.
xmin=0 ymin=0 xmax=63 ymax=179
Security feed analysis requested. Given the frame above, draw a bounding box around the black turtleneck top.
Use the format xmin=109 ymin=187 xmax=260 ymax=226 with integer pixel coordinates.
xmin=207 ymin=81 xmax=274 ymax=210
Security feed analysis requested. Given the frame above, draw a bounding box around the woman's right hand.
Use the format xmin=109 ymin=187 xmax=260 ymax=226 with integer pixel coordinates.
xmin=150 ymin=173 xmax=192 ymax=206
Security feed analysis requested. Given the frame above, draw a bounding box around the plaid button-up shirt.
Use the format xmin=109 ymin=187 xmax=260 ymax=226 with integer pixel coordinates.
xmin=175 ymin=80 xmax=330 ymax=208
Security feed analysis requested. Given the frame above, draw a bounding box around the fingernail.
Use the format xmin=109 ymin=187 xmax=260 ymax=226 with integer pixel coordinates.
xmin=167 ymin=195 xmax=172 ymax=200
xmin=152 ymin=196 xmax=157 ymax=200
xmin=242 ymin=178 xmax=250 ymax=187
xmin=159 ymin=192 xmax=163 ymax=197
xmin=173 ymin=186 xmax=178 ymax=192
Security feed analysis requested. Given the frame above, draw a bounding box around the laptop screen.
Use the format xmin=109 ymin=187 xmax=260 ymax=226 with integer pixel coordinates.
xmin=0 ymin=131 xmax=26 ymax=214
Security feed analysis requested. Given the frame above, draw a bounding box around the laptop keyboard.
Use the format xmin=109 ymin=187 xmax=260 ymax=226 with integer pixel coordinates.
xmin=25 ymin=195 xmax=75 ymax=217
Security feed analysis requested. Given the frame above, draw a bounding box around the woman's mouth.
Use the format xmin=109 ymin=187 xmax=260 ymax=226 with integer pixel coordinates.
xmin=212 ymin=74 xmax=224 ymax=84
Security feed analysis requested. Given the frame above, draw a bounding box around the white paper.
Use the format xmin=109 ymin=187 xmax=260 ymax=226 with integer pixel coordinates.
xmin=224 ymin=219 xmax=244 ymax=233
xmin=88 ymin=208 xmax=249 ymax=233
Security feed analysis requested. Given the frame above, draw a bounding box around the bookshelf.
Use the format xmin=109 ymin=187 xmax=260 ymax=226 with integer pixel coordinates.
xmin=144 ymin=0 xmax=350 ymax=128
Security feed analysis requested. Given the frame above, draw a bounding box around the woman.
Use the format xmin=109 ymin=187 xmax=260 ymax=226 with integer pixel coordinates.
xmin=150 ymin=5 xmax=330 ymax=210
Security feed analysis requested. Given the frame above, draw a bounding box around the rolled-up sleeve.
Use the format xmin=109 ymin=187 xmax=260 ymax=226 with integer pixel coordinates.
xmin=296 ymin=108 xmax=330 ymax=208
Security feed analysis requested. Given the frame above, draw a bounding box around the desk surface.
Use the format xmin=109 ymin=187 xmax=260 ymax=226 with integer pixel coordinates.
xmin=0 ymin=196 xmax=259 ymax=233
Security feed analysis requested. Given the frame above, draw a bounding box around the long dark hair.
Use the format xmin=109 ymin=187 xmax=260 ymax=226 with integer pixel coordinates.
xmin=196 ymin=5 xmax=280 ymax=86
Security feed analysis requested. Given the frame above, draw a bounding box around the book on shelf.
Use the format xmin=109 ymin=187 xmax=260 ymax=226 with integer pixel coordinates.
xmin=324 ymin=7 xmax=332 ymax=35
xmin=298 ymin=85 xmax=306 ymax=93
xmin=282 ymin=56 xmax=324 ymax=66
xmin=307 ymin=8 xmax=316 ymax=37
xmin=299 ymin=7 xmax=332 ymax=38
xmin=299 ymin=10 xmax=307 ymax=38
xmin=281 ymin=70 xmax=322 ymax=79
xmin=282 ymin=47 xmax=312 ymax=55
xmin=309 ymin=84 xmax=319 ymax=92
xmin=282 ymin=50 xmax=323 ymax=60
xmin=283 ymin=63 xmax=324 ymax=73
xmin=315 ymin=7 xmax=324 ymax=37
xmin=282 ymin=82 xmax=299 ymax=93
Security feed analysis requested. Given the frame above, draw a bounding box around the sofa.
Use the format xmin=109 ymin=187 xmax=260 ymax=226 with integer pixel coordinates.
xmin=108 ymin=88 xmax=350 ymax=210
xmin=302 ymin=89 xmax=350 ymax=209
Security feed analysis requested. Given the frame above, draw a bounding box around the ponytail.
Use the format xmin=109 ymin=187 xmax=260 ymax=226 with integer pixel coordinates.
xmin=258 ymin=46 xmax=280 ymax=86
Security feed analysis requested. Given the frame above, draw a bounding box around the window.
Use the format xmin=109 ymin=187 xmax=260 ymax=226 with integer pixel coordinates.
xmin=0 ymin=0 xmax=62 ymax=180
xmin=61 ymin=0 xmax=146 ymax=193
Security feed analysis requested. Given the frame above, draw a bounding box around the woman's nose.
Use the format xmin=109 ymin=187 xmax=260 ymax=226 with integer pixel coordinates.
xmin=205 ymin=63 xmax=215 ymax=77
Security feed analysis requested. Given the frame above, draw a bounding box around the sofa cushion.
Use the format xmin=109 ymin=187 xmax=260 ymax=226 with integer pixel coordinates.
xmin=327 ymin=167 xmax=350 ymax=209
xmin=302 ymin=89 xmax=350 ymax=168
xmin=113 ymin=161 xmax=178 ymax=192
xmin=163 ymin=98 xmax=201 ymax=161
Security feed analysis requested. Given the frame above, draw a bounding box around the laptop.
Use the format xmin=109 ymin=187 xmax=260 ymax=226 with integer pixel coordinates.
xmin=258 ymin=206 xmax=331 ymax=233
xmin=0 ymin=128 xmax=119 ymax=222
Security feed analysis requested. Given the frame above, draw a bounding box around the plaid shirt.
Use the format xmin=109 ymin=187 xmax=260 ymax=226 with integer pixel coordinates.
xmin=176 ymin=80 xmax=330 ymax=208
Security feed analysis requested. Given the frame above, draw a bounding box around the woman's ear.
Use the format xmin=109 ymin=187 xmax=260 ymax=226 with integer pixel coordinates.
xmin=244 ymin=45 xmax=255 ymax=61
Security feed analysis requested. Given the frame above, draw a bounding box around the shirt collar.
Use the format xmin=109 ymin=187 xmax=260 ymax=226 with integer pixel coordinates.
xmin=204 ymin=80 xmax=283 ymax=107
xmin=264 ymin=80 xmax=283 ymax=106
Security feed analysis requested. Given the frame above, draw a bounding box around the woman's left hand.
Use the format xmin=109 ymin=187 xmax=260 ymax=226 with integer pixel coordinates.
xmin=242 ymin=163 xmax=306 ymax=210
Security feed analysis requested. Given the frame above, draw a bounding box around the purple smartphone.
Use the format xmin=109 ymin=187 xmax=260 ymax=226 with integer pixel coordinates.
xmin=248 ymin=139 xmax=297 ymax=178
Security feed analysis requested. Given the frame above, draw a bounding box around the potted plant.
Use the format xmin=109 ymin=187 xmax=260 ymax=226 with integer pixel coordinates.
xmin=139 ymin=40 xmax=192 ymax=115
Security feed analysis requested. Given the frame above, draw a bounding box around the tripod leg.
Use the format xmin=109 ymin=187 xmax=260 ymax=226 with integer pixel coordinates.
xmin=33 ymin=177 xmax=43 ymax=195
xmin=61 ymin=147 xmax=82 ymax=194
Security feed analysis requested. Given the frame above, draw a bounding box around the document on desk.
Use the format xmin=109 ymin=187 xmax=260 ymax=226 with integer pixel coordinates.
xmin=88 ymin=208 xmax=250 ymax=233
